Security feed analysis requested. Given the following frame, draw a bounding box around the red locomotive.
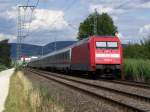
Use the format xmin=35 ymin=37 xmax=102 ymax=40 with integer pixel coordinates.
xmin=28 ymin=35 xmax=123 ymax=78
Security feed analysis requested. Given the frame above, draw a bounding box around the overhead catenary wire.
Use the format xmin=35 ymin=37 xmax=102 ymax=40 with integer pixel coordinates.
xmin=26 ymin=0 xmax=40 ymax=7
xmin=49 ymin=0 xmax=77 ymax=31
xmin=28 ymin=0 xmax=77 ymax=37
xmin=26 ymin=0 xmax=30 ymax=6
xmin=35 ymin=0 xmax=40 ymax=8
xmin=20 ymin=0 xmax=79 ymax=51
xmin=17 ymin=0 xmax=40 ymax=60
xmin=23 ymin=0 xmax=129 ymax=36
xmin=26 ymin=0 xmax=133 ymax=39
xmin=21 ymin=0 xmax=40 ymax=37
xmin=26 ymin=5 xmax=35 ymax=36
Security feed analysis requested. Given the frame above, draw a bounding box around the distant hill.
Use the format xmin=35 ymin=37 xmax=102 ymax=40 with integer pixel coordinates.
xmin=10 ymin=41 xmax=76 ymax=59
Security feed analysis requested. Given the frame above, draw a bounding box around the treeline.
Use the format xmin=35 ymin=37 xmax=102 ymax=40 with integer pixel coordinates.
xmin=0 ymin=40 xmax=11 ymax=67
xmin=123 ymin=37 xmax=150 ymax=59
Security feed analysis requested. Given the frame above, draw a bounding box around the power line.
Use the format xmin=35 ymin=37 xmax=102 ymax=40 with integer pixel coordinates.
xmin=26 ymin=0 xmax=40 ymax=7
xmin=35 ymin=0 xmax=40 ymax=8
xmin=17 ymin=6 xmax=35 ymax=60
xmin=26 ymin=0 xmax=30 ymax=6
xmin=17 ymin=0 xmax=41 ymax=61
xmin=28 ymin=11 xmax=34 ymax=34
xmin=49 ymin=0 xmax=77 ymax=31
xmin=22 ymin=0 xmax=40 ymax=37
xmin=67 ymin=23 xmax=78 ymax=30
xmin=28 ymin=0 xmax=77 ymax=37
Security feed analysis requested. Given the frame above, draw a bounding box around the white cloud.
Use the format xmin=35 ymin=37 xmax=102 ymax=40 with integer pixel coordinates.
xmin=0 ymin=36 xmax=6 ymax=42
xmin=0 ymin=6 xmax=17 ymax=20
xmin=88 ymin=1 xmax=150 ymax=15
xmin=6 ymin=6 xmax=17 ymax=19
xmin=0 ymin=33 xmax=16 ymax=42
xmin=139 ymin=24 xmax=150 ymax=35
xmin=89 ymin=4 xmax=125 ymax=15
xmin=137 ymin=2 xmax=150 ymax=8
xmin=2 ymin=7 xmax=68 ymax=31
xmin=117 ymin=0 xmax=150 ymax=10
xmin=139 ymin=24 xmax=150 ymax=40
xmin=111 ymin=16 xmax=118 ymax=21
xmin=26 ymin=9 xmax=68 ymax=31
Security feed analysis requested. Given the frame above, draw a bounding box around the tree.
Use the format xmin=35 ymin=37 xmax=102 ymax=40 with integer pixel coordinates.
xmin=77 ymin=12 xmax=117 ymax=40
xmin=123 ymin=35 xmax=150 ymax=59
xmin=0 ymin=40 xmax=11 ymax=67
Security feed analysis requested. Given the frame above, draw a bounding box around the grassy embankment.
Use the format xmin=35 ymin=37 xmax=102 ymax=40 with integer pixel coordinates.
xmin=3 ymin=70 xmax=64 ymax=112
xmin=124 ymin=59 xmax=150 ymax=82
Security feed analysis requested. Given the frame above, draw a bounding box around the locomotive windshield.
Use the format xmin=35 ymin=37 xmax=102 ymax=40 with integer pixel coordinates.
xmin=96 ymin=42 xmax=118 ymax=49
xmin=107 ymin=42 xmax=118 ymax=48
xmin=96 ymin=42 xmax=106 ymax=48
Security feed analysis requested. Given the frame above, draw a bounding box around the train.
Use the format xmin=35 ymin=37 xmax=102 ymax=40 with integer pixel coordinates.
xmin=28 ymin=35 xmax=123 ymax=79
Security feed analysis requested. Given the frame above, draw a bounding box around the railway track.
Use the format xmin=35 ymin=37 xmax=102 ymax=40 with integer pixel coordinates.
xmin=27 ymin=69 xmax=150 ymax=112
xmin=31 ymin=69 xmax=150 ymax=97
xmin=106 ymin=80 xmax=150 ymax=90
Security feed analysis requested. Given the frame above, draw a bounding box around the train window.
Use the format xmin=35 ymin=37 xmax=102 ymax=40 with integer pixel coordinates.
xmin=65 ymin=52 xmax=66 ymax=60
xmin=107 ymin=42 xmax=118 ymax=48
xmin=67 ymin=51 xmax=69 ymax=59
xmin=96 ymin=41 xmax=118 ymax=49
xmin=96 ymin=42 xmax=107 ymax=48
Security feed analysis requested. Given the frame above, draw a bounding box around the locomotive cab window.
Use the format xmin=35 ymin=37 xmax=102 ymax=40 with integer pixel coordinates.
xmin=96 ymin=42 xmax=118 ymax=49
xmin=107 ymin=42 xmax=118 ymax=49
xmin=96 ymin=42 xmax=107 ymax=48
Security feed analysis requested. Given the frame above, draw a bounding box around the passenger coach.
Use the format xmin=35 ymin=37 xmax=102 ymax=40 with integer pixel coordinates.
xmin=28 ymin=35 xmax=123 ymax=78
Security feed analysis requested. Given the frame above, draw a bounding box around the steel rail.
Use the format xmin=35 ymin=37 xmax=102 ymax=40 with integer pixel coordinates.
xmin=27 ymin=69 xmax=150 ymax=112
xmin=101 ymin=79 xmax=150 ymax=90
xmin=33 ymin=69 xmax=150 ymax=101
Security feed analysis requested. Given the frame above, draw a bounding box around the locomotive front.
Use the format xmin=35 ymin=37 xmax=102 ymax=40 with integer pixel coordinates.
xmin=90 ymin=36 xmax=123 ymax=78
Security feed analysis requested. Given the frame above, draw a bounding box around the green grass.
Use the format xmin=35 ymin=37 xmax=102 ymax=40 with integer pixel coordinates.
xmin=124 ymin=59 xmax=150 ymax=82
xmin=3 ymin=72 xmax=31 ymax=112
xmin=3 ymin=71 xmax=64 ymax=112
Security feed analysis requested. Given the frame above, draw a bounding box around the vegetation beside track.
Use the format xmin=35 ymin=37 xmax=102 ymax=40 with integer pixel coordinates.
xmin=124 ymin=59 xmax=150 ymax=83
xmin=0 ymin=64 xmax=7 ymax=72
xmin=123 ymin=36 xmax=150 ymax=83
xmin=3 ymin=70 xmax=64 ymax=112
xmin=124 ymin=37 xmax=150 ymax=59
xmin=0 ymin=40 xmax=11 ymax=68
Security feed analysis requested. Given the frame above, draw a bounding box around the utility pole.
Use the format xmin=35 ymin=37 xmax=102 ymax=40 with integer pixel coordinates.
xmin=17 ymin=7 xmax=21 ymax=61
xmin=94 ymin=8 xmax=98 ymax=35
xmin=17 ymin=6 xmax=35 ymax=62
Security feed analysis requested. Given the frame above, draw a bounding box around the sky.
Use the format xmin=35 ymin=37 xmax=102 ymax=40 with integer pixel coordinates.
xmin=0 ymin=0 xmax=150 ymax=45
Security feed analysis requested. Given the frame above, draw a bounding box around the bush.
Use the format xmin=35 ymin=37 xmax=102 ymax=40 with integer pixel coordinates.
xmin=0 ymin=41 xmax=11 ymax=67
xmin=124 ymin=59 xmax=150 ymax=82
xmin=123 ymin=36 xmax=150 ymax=59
